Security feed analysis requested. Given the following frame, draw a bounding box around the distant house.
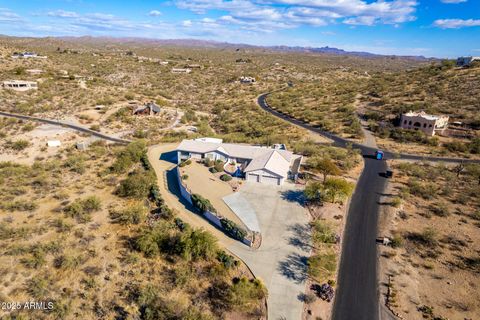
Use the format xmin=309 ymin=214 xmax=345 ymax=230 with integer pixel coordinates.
xmin=240 ymin=76 xmax=256 ymax=84
xmin=133 ymin=102 xmax=161 ymax=116
xmin=172 ymin=68 xmax=192 ymax=74
xmin=186 ymin=64 xmax=202 ymax=69
xmin=400 ymin=111 xmax=449 ymax=136
xmin=175 ymin=138 xmax=302 ymax=185
xmin=456 ymin=56 xmax=480 ymax=67
xmin=26 ymin=69 xmax=43 ymax=75
xmin=2 ymin=80 xmax=38 ymax=92
xmin=11 ymin=52 xmax=47 ymax=59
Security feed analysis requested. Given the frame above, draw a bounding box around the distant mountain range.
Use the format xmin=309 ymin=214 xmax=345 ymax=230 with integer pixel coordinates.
xmin=2 ymin=35 xmax=434 ymax=61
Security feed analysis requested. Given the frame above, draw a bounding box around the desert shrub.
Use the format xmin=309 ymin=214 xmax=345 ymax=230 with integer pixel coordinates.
xmin=217 ymin=251 xmax=239 ymax=269
xmin=149 ymin=185 xmax=164 ymax=207
xmin=203 ymin=158 xmax=214 ymax=167
xmin=64 ymin=196 xmax=101 ymax=222
xmin=63 ymin=154 xmax=87 ymax=174
xmin=131 ymin=285 xmax=214 ymax=320
xmin=26 ymin=277 xmax=50 ymax=299
xmin=111 ymin=140 xmax=147 ymax=173
xmin=209 ymin=167 xmax=218 ymax=173
xmin=6 ymin=139 xmax=30 ymax=151
xmin=214 ymin=160 xmax=225 ymax=172
xmin=21 ymin=247 xmax=46 ymax=269
xmin=322 ymin=178 xmax=355 ymax=203
xmin=228 ymin=277 xmax=267 ymax=310
xmin=391 ymin=234 xmax=404 ymax=248
xmin=181 ymin=174 xmax=189 ymax=180
xmin=307 ymin=253 xmax=336 ymax=282
xmin=133 ymin=129 xmax=148 ymax=139
xmin=116 ymin=169 xmax=156 ymax=199
xmin=220 ymin=174 xmax=232 ymax=182
xmin=304 ymin=181 xmax=324 ymax=203
xmin=89 ymin=124 xmax=100 ymax=131
xmin=221 ymin=218 xmax=247 ymax=240
xmin=469 ymin=137 xmax=480 ymax=154
xmin=54 ymin=254 xmax=84 ymax=270
xmin=0 ymin=200 xmax=38 ymax=212
xmin=191 ymin=193 xmax=217 ymax=213
xmin=52 ymin=218 xmax=73 ymax=233
xmin=406 ymin=228 xmax=438 ymax=248
xmin=407 ymin=179 xmax=438 ymax=200
xmin=311 ymin=221 xmax=337 ymax=245
xmin=391 ymin=197 xmax=402 ymax=208
xmin=443 ymin=141 xmax=468 ymax=153
xmin=110 ymin=202 xmax=147 ymax=225
xmin=430 ymin=202 xmax=450 ymax=217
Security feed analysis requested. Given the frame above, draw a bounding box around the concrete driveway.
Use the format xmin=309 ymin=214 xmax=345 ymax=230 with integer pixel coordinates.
xmin=227 ymin=182 xmax=311 ymax=320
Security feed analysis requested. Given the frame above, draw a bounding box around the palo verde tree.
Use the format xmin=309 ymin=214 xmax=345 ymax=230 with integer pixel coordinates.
xmin=322 ymin=177 xmax=355 ymax=204
xmin=307 ymin=157 xmax=341 ymax=183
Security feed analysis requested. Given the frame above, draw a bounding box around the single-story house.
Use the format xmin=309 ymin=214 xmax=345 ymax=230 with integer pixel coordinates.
xmin=133 ymin=102 xmax=161 ymax=115
xmin=2 ymin=80 xmax=38 ymax=92
xmin=172 ymin=68 xmax=192 ymax=74
xmin=176 ymin=138 xmax=302 ymax=185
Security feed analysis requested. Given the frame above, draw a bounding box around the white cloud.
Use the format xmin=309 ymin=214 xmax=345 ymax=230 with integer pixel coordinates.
xmin=0 ymin=8 xmax=22 ymax=22
xmin=344 ymin=16 xmax=376 ymax=26
xmin=149 ymin=10 xmax=162 ymax=16
xmin=174 ymin=0 xmax=418 ymax=28
xmin=182 ymin=20 xmax=193 ymax=27
xmin=47 ymin=10 xmax=79 ymax=18
xmin=433 ymin=18 xmax=480 ymax=29
xmin=440 ymin=0 xmax=467 ymax=3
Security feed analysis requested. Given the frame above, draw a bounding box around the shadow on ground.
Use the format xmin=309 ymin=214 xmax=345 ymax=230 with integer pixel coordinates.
xmin=288 ymin=223 xmax=312 ymax=252
xmin=160 ymin=150 xmax=177 ymax=163
xmin=280 ymin=189 xmax=305 ymax=206
xmin=277 ymin=252 xmax=309 ymax=284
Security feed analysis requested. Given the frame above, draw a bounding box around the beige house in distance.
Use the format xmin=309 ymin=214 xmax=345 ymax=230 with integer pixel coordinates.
xmin=400 ymin=111 xmax=449 ymax=136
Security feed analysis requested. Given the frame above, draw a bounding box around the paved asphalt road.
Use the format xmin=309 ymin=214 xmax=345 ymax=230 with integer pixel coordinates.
xmin=0 ymin=111 xmax=131 ymax=144
xmin=256 ymin=92 xmax=479 ymax=320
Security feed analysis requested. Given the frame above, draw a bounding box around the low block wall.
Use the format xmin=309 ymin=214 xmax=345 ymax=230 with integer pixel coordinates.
xmin=176 ymin=167 xmax=192 ymax=205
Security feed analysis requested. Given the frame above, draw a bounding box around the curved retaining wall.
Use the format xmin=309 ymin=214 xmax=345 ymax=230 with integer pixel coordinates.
xmin=175 ymin=166 xmax=252 ymax=246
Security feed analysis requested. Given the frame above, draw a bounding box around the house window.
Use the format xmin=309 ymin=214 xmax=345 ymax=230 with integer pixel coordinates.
xmin=408 ymin=121 xmax=412 ymax=125
xmin=423 ymin=123 xmax=427 ymax=128
xmin=429 ymin=124 xmax=433 ymax=128
xmin=403 ymin=120 xmax=407 ymax=124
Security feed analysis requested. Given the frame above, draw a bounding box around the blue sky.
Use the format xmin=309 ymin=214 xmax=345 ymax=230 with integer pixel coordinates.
xmin=0 ymin=0 xmax=478 ymax=57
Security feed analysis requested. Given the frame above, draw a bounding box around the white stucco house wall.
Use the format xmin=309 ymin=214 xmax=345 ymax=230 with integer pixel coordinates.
xmin=175 ymin=138 xmax=302 ymax=185
xmin=400 ymin=111 xmax=449 ymax=136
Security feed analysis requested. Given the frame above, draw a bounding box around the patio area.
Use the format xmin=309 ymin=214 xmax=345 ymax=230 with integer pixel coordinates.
xmin=179 ymin=161 xmax=246 ymax=228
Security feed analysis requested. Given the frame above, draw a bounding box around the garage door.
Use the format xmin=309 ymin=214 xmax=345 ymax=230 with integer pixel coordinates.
xmin=247 ymin=173 xmax=260 ymax=182
xmin=262 ymin=175 xmax=281 ymax=185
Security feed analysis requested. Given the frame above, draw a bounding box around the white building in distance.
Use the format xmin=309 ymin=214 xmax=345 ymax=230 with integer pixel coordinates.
xmin=400 ymin=111 xmax=449 ymax=136
xmin=172 ymin=68 xmax=191 ymax=74
xmin=11 ymin=52 xmax=47 ymax=59
xmin=240 ymin=76 xmax=256 ymax=84
xmin=2 ymin=80 xmax=38 ymax=92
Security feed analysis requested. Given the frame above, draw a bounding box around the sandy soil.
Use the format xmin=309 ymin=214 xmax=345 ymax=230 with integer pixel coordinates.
xmin=180 ymin=161 xmax=246 ymax=228
xmin=377 ymin=160 xmax=480 ymax=320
